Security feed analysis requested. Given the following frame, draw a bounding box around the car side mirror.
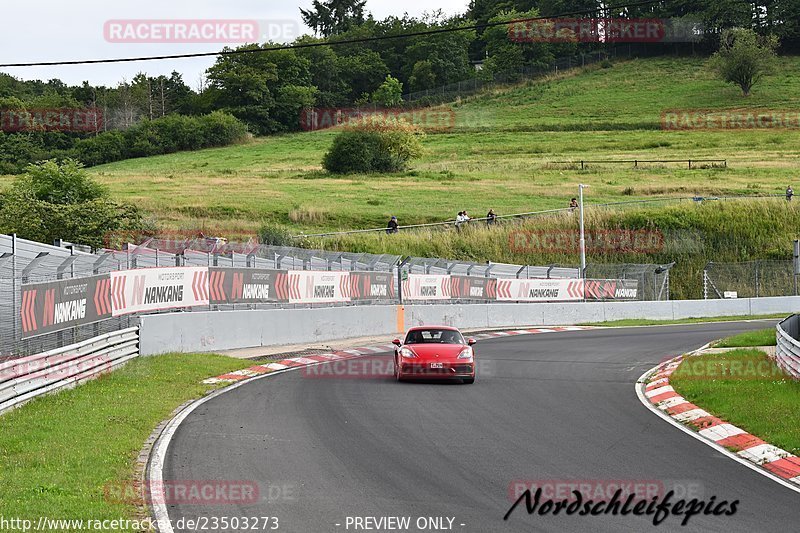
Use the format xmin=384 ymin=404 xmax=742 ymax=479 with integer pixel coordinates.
xmin=392 ymin=338 xmax=402 ymax=346
xmin=467 ymin=338 xmax=477 ymax=346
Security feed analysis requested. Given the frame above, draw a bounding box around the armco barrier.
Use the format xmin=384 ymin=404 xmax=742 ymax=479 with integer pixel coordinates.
xmin=0 ymin=327 xmax=139 ymax=414
xmin=138 ymin=296 xmax=800 ymax=355
xmin=776 ymin=315 xmax=800 ymax=379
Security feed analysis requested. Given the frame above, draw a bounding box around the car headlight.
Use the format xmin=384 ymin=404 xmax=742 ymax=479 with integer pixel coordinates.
xmin=457 ymin=346 xmax=473 ymax=359
xmin=400 ymin=347 xmax=417 ymax=358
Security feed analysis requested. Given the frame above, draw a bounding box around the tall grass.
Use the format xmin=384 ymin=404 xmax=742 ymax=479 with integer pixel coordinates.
xmin=304 ymin=199 xmax=800 ymax=299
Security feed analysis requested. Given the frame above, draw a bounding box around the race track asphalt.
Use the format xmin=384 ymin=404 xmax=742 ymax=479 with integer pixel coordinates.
xmin=163 ymin=320 xmax=799 ymax=532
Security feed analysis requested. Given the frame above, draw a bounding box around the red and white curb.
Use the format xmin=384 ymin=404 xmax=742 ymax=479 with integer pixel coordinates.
xmin=203 ymin=326 xmax=594 ymax=384
xmin=637 ymin=349 xmax=800 ymax=494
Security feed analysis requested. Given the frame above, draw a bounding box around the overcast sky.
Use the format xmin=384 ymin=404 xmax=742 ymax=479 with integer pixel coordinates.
xmin=0 ymin=0 xmax=469 ymax=89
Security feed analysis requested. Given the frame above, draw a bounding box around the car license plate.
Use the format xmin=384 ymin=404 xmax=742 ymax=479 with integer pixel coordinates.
xmin=430 ymin=362 xmax=443 ymax=369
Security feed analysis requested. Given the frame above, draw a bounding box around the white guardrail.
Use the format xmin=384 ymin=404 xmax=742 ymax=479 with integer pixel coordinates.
xmin=0 ymin=327 xmax=139 ymax=415
xmin=776 ymin=316 xmax=800 ymax=379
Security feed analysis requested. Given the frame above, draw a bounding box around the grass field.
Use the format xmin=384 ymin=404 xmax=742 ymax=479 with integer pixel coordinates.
xmin=671 ymin=348 xmax=800 ymax=455
xmin=23 ymin=55 xmax=796 ymax=235
xmin=0 ymin=353 xmax=252 ymax=527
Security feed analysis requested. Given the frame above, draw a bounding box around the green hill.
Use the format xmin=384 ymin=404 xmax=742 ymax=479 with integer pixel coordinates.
xmin=32 ymin=55 xmax=798 ymax=237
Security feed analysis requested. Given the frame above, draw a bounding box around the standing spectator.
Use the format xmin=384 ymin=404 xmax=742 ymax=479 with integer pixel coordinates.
xmin=787 ymin=186 xmax=794 ymax=202
xmin=386 ymin=216 xmax=399 ymax=234
xmin=486 ymin=209 xmax=497 ymax=227
xmin=455 ymin=211 xmax=471 ymax=231
xmin=569 ymin=198 xmax=579 ymax=212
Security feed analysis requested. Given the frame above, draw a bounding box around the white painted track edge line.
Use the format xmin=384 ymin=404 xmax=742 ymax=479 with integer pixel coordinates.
xmin=147 ymin=354 xmax=387 ymax=532
xmin=635 ymin=352 xmax=800 ymax=496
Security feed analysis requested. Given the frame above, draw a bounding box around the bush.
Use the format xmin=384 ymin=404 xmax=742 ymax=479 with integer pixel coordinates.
xmin=259 ymin=224 xmax=294 ymax=246
xmin=72 ymin=132 xmax=127 ymax=167
xmin=198 ymin=111 xmax=250 ymax=147
xmin=322 ymin=120 xmax=424 ymax=174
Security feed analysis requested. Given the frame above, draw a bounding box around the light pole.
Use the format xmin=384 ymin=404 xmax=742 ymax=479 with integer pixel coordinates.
xmin=578 ymin=184 xmax=588 ymax=278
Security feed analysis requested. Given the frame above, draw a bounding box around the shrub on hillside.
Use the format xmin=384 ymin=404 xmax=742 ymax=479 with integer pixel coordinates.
xmin=14 ymin=159 xmax=105 ymax=204
xmin=259 ymin=224 xmax=294 ymax=247
xmin=72 ymin=132 xmax=127 ymax=167
xmin=197 ymin=111 xmax=250 ymax=147
xmin=0 ymin=112 xmax=249 ymax=173
xmin=322 ymin=120 xmax=423 ymax=174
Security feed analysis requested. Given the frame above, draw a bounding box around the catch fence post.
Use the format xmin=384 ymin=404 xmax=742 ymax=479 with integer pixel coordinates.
xmin=755 ymin=262 xmax=759 ymax=298
xmin=703 ymin=269 xmax=708 ymax=300
xmin=794 ymin=240 xmax=799 ymax=296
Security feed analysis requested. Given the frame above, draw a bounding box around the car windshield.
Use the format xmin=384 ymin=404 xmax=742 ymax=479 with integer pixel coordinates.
xmin=405 ymin=329 xmax=465 ymax=345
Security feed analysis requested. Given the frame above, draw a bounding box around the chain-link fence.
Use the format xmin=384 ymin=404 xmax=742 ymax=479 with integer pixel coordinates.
xmin=703 ymin=260 xmax=797 ymax=299
xmin=584 ymin=262 xmax=674 ymax=301
xmin=0 ymin=235 xmax=136 ymax=361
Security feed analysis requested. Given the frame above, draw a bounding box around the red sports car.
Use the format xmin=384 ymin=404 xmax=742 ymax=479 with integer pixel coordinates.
xmin=392 ymin=325 xmax=476 ymax=384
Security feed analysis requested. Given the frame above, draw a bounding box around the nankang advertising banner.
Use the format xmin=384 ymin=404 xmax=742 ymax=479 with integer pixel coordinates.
xmin=449 ymin=275 xmax=496 ymax=299
xmin=20 ymin=275 xmax=112 ymax=339
xmin=208 ymin=267 xmax=290 ymax=304
xmin=583 ymin=279 xmax=639 ymax=301
xmin=287 ymin=270 xmax=350 ymax=303
xmin=110 ymin=267 xmax=209 ymax=316
xmin=401 ymin=274 xmax=452 ymax=301
xmin=493 ymin=278 xmax=640 ymax=302
xmin=348 ymin=271 xmax=396 ymax=301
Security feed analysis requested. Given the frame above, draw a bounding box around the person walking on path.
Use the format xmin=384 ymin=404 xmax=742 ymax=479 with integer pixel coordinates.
xmin=787 ymin=186 xmax=794 ymax=201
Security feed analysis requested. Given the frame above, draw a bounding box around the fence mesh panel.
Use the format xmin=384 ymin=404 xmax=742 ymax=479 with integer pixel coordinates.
xmin=704 ymin=261 xmax=797 ymax=299
xmin=584 ymin=263 xmax=673 ymax=301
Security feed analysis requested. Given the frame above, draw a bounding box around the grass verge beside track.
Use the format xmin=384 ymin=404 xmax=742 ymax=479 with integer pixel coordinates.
xmin=671 ymin=345 xmax=800 ymax=455
xmin=714 ymin=328 xmax=777 ymax=347
xmin=582 ymin=314 xmax=787 ymax=327
xmin=0 ymin=352 xmax=253 ymax=527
